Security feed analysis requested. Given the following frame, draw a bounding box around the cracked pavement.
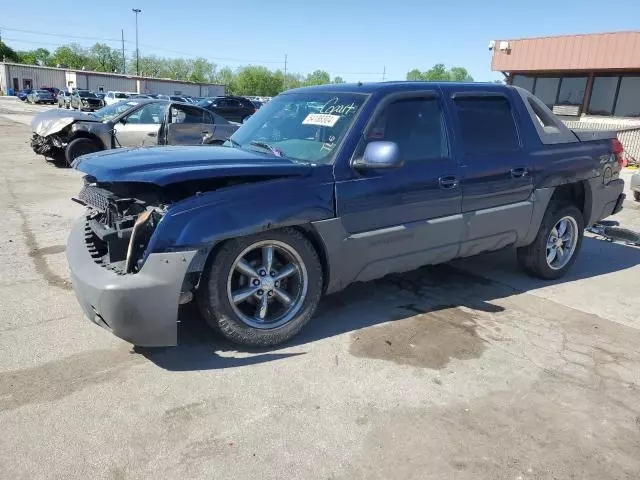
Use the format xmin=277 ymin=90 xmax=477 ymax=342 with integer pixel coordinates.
xmin=1 ymin=97 xmax=639 ymax=479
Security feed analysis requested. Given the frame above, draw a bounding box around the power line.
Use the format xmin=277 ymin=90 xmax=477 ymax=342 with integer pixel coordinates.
xmin=0 ymin=26 xmax=121 ymax=42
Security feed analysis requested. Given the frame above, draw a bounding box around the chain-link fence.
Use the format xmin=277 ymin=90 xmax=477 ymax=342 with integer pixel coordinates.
xmin=563 ymin=120 xmax=640 ymax=167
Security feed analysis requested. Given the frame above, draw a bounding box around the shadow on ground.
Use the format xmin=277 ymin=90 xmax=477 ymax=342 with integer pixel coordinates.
xmin=140 ymin=237 xmax=640 ymax=371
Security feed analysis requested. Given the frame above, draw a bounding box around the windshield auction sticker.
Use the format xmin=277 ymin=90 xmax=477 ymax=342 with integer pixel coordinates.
xmin=302 ymin=113 xmax=341 ymax=127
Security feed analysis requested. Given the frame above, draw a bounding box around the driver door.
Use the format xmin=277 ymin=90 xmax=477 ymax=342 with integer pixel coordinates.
xmin=114 ymin=103 xmax=165 ymax=147
xmin=165 ymin=103 xmax=213 ymax=145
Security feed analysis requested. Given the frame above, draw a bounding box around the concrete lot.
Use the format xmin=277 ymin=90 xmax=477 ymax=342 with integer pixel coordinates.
xmin=1 ymin=97 xmax=639 ymax=480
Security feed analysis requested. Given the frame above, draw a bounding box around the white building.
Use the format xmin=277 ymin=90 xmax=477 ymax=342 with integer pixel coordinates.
xmin=0 ymin=62 xmax=225 ymax=97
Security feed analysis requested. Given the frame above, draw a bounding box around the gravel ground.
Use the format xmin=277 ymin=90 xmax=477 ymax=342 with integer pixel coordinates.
xmin=1 ymin=97 xmax=639 ymax=480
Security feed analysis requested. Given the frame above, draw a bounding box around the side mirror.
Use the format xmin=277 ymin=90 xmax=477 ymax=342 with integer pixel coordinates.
xmin=352 ymin=141 xmax=402 ymax=170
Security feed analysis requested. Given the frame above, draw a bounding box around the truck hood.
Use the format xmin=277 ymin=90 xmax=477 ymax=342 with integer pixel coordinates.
xmin=72 ymin=146 xmax=313 ymax=186
xmin=31 ymin=109 xmax=102 ymax=137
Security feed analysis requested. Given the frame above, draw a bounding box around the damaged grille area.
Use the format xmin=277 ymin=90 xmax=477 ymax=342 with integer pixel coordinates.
xmin=77 ymin=182 xmax=163 ymax=273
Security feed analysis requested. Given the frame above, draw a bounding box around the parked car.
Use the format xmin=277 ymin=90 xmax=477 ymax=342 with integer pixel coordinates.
xmin=197 ymin=95 xmax=256 ymax=123
xmin=63 ymin=82 xmax=626 ymax=348
xmin=40 ymin=87 xmax=60 ymax=99
xmin=251 ymin=100 xmax=263 ymax=109
xmin=104 ymin=91 xmax=130 ymax=105
xmin=70 ymin=90 xmax=103 ymax=111
xmin=31 ymin=99 xmax=239 ymax=164
xmin=95 ymin=92 xmax=106 ymax=101
xmin=58 ymin=90 xmax=73 ymax=109
xmin=27 ymin=89 xmax=56 ymax=105
xmin=631 ymin=169 xmax=640 ymax=201
xmin=17 ymin=88 xmax=33 ymax=101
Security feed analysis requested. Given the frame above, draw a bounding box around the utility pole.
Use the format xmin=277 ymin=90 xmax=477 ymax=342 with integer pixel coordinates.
xmin=283 ymin=54 xmax=288 ymax=91
xmin=382 ymin=66 xmax=386 ymax=82
xmin=121 ymin=29 xmax=126 ymax=74
xmin=132 ymin=8 xmax=142 ymax=76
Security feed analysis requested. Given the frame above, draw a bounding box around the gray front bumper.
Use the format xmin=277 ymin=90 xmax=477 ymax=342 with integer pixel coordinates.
xmin=67 ymin=217 xmax=197 ymax=346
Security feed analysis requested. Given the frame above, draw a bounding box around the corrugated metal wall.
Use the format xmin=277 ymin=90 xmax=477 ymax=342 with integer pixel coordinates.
xmin=2 ymin=64 xmax=65 ymax=90
xmin=1 ymin=63 xmax=224 ymax=97
xmin=564 ymin=120 xmax=640 ymax=164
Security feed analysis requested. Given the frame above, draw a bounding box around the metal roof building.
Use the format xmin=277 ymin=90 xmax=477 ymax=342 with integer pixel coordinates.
xmin=0 ymin=62 xmax=225 ymax=97
xmin=491 ymin=31 xmax=640 ymax=119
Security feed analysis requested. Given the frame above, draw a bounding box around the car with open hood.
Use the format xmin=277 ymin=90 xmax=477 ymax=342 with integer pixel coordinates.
xmin=31 ymin=99 xmax=239 ymax=165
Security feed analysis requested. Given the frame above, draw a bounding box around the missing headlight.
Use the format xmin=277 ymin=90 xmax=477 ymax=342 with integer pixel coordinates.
xmin=124 ymin=209 xmax=162 ymax=273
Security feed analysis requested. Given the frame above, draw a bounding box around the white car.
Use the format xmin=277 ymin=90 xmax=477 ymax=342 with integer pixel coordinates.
xmin=104 ymin=91 xmax=131 ymax=105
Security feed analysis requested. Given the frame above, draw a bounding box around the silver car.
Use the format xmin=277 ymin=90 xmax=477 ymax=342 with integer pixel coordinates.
xmin=27 ymin=89 xmax=56 ymax=105
xmin=58 ymin=90 xmax=72 ymax=109
xmin=31 ymin=99 xmax=240 ymax=165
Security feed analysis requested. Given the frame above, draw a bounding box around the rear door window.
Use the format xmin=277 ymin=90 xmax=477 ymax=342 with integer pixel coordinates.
xmin=453 ymin=96 xmax=520 ymax=155
xmin=170 ymin=104 xmax=208 ymax=123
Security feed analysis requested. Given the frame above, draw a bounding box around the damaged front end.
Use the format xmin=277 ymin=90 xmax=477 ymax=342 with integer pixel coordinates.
xmin=74 ymin=180 xmax=167 ymax=275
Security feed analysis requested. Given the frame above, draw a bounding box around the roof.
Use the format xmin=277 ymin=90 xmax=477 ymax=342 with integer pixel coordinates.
xmin=0 ymin=62 xmax=224 ymax=87
xmin=286 ymin=81 xmax=501 ymax=95
xmin=491 ymin=31 xmax=640 ymax=73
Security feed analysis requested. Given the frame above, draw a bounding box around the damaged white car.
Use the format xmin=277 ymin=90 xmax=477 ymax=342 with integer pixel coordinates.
xmin=31 ymin=99 xmax=240 ymax=165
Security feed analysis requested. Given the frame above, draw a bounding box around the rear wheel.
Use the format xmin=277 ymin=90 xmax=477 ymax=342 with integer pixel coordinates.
xmin=65 ymin=138 xmax=101 ymax=165
xmin=517 ymin=202 xmax=584 ymax=280
xmin=634 ymin=191 xmax=640 ymax=202
xmin=197 ymin=228 xmax=323 ymax=347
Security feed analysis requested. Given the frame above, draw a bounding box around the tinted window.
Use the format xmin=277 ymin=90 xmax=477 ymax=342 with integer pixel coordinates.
xmin=512 ymin=75 xmax=535 ymax=92
xmin=533 ymin=77 xmax=560 ymax=108
xmin=227 ymin=99 xmax=241 ymax=108
xmin=125 ymin=103 xmax=165 ymax=124
xmin=454 ymin=96 xmax=520 ymax=155
xmin=557 ymin=77 xmax=587 ymax=106
xmin=171 ymin=104 xmax=207 ymax=123
xmin=78 ymin=91 xmax=97 ymax=98
xmin=613 ymin=76 xmax=640 ymax=117
xmin=202 ymin=110 xmax=214 ymax=124
xmin=588 ymin=76 xmax=618 ymax=116
xmin=367 ymin=97 xmax=448 ymax=162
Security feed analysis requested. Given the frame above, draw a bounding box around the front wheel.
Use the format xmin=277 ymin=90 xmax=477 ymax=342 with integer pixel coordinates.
xmin=517 ymin=202 xmax=584 ymax=280
xmin=65 ymin=138 xmax=101 ymax=165
xmin=197 ymin=228 xmax=323 ymax=347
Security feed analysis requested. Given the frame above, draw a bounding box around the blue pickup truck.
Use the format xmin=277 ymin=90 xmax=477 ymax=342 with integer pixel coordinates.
xmin=67 ymin=82 xmax=626 ymax=347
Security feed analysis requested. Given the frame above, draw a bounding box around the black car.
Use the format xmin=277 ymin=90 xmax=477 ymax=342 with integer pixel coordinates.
xmin=70 ymin=90 xmax=103 ymax=111
xmin=197 ymin=95 xmax=256 ymax=123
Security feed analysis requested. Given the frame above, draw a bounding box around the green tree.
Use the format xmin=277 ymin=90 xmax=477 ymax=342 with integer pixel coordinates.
xmin=1 ymin=42 xmax=21 ymax=62
xmin=17 ymin=48 xmax=51 ymax=66
xmin=51 ymin=44 xmax=90 ymax=69
xmin=406 ymin=69 xmax=422 ymax=81
xmin=89 ymin=43 xmax=121 ymax=72
xmin=214 ymin=66 xmax=237 ymax=93
xmin=190 ymin=57 xmax=216 ymax=83
xmin=304 ymin=70 xmax=330 ymax=86
xmin=405 ymin=64 xmax=474 ymax=82
xmin=234 ymin=66 xmax=281 ymax=96
xmin=333 ymin=76 xmax=345 ymax=84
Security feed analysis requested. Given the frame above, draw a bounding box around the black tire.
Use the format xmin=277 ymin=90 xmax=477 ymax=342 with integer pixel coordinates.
xmin=634 ymin=191 xmax=640 ymax=202
xmin=197 ymin=228 xmax=323 ymax=347
xmin=517 ymin=202 xmax=584 ymax=280
xmin=65 ymin=138 xmax=101 ymax=165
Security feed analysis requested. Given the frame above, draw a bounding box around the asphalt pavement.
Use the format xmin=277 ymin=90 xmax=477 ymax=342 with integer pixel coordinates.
xmin=1 ymin=97 xmax=639 ymax=480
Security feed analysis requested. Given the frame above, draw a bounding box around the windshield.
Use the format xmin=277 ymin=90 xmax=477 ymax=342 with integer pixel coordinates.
xmin=114 ymin=92 xmax=129 ymax=99
xmin=92 ymin=100 xmax=140 ymax=121
xmin=36 ymin=90 xmax=50 ymax=94
xmin=229 ymin=92 xmax=366 ymax=164
xmin=79 ymin=91 xmax=97 ymax=98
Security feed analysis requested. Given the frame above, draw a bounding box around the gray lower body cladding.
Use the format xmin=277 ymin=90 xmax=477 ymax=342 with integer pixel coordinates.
xmin=67 ymin=217 xmax=197 ymax=347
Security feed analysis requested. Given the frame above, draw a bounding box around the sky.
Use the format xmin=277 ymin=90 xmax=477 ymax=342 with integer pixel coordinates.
xmin=1 ymin=0 xmax=639 ymax=83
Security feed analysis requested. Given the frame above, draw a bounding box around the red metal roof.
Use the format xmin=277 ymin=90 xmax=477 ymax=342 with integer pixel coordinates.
xmin=491 ymin=31 xmax=640 ymax=73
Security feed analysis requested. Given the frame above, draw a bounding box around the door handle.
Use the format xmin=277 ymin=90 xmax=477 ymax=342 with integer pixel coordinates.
xmin=438 ymin=175 xmax=459 ymax=189
xmin=510 ymin=167 xmax=529 ymax=178
xmin=147 ymin=132 xmax=157 ymax=137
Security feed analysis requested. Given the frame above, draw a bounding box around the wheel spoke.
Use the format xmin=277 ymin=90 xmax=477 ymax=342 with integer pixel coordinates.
xmin=274 ymin=264 xmax=296 ymax=281
xmin=262 ymin=246 xmax=274 ymax=273
xmin=256 ymin=294 xmax=269 ymax=320
xmin=274 ymin=288 xmax=293 ymax=306
xmin=557 ymin=220 xmax=567 ymax=237
xmin=561 ymin=233 xmax=572 ymax=243
xmin=236 ymin=259 xmax=258 ymax=278
xmin=546 ymin=247 xmax=557 ymax=264
xmin=232 ymin=287 xmax=258 ymax=304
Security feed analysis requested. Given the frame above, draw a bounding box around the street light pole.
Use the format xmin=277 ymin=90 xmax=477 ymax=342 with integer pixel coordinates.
xmin=132 ymin=8 xmax=141 ymax=76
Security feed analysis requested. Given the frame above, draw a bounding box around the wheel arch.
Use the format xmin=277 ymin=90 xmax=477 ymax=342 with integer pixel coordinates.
xmin=69 ymin=131 xmax=106 ymax=150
